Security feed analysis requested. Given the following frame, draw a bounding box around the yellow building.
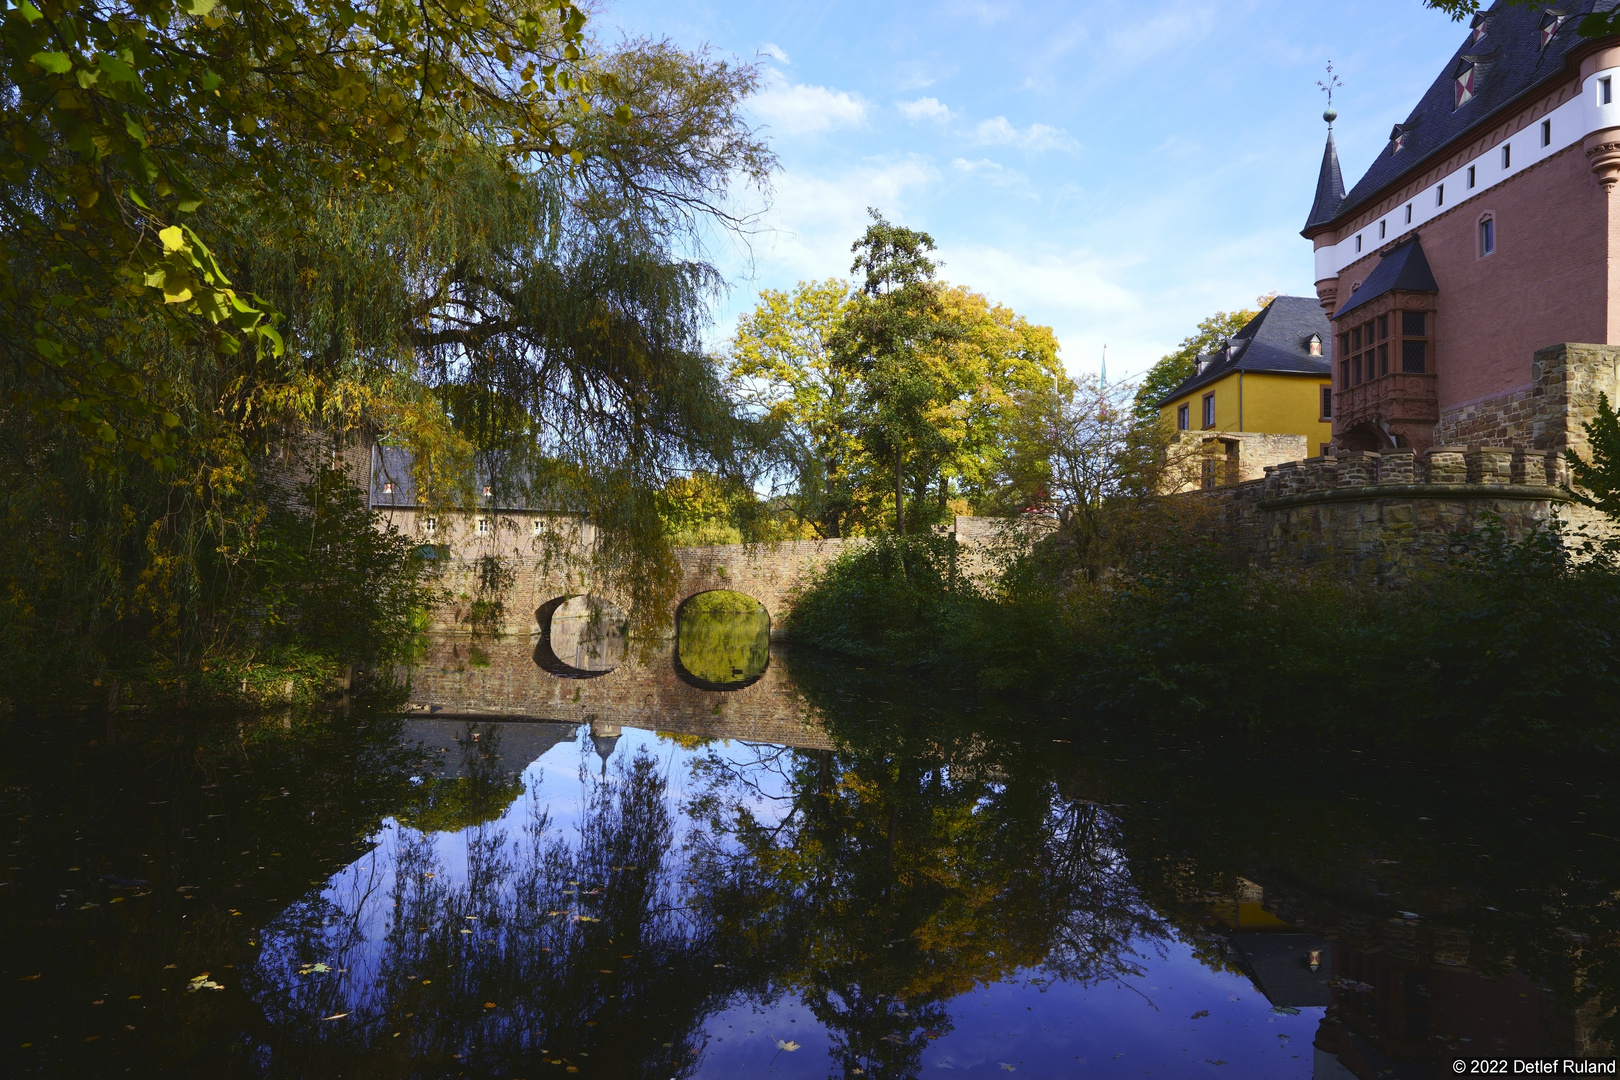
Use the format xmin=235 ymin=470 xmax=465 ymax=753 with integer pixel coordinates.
xmin=1157 ymin=296 xmax=1335 ymax=486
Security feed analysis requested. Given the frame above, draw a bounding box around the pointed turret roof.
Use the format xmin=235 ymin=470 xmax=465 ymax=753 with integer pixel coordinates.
xmin=1302 ymin=125 xmax=1345 ymax=235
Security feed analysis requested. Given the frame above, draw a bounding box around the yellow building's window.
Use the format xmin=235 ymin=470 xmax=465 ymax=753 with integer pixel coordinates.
xmin=1201 ymin=393 xmax=1215 ymax=429
xmin=1177 ymin=404 xmax=1189 ymax=431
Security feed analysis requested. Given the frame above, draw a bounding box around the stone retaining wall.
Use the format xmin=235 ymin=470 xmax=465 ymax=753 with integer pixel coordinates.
xmin=1199 ymin=445 xmax=1605 ymax=584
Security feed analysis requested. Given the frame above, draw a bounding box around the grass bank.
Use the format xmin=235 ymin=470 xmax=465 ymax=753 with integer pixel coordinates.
xmin=782 ymin=522 xmax=1620 ymax=754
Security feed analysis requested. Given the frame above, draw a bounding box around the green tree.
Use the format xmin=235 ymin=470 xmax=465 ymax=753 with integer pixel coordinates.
xmin=727 ymin=279 xmax=867 ymax=537
xmin=1566 ymin=392 xmax=1620 ymax=521
xmin=1130 ymin=299 xmax=1270 ymax=421
xmin=830 ymin=210 xmax=960 ymax=535
xmin=0 ymin=17 xmax=777 ymax=693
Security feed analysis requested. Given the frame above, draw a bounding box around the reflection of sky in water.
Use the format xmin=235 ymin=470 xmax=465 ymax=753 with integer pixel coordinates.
xmin=253 ymin=725 xmax=1322 ymax=1076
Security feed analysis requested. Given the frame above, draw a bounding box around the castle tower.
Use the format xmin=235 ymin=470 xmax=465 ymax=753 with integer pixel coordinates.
xmin=1304 ymin=108 xmax=1346 ymax=317
xmin=1302 ymin=2 xmax=1620 ymax=456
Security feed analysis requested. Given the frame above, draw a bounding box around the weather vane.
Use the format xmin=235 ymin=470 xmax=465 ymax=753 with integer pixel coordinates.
xmin=1318 ymin=61 xmax=1342 ymax=125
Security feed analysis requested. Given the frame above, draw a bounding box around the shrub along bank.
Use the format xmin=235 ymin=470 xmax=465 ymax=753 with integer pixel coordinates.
xmin=782 ymin=523 xmax=1620 ymax=755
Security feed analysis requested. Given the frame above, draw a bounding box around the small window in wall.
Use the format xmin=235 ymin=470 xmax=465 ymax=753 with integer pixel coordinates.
xmin=532 ymin=518 xmax=546 ymax=536
xmin=1355 ymin=234 xmax=1362 ymax=253
xmin=1502 ymin=143 xmax=1512 ymax=168
xmin=1602 ymin=76 xmax=1613 ymax=106
xmin=1479 ymin=214 xmax=1495 ymax=256
xmin=1436 ymin=183 xmax=1445 ymax=207
xmin=1379 ymin=220 xmax=1387 ymax=239
xmin=1405 ymin=203 xmax=1413 ymax=224
xmin=477 ymin=517 xmax=491 ymax=535
xmin=1320 ymin=386 xmax=1333 ymax=420
xmin=424 ymin=517 xmax=437 ymax=535
xmin=1177 ymin=403 xmax=1189 ymax=431
xmin=1541 ymin=118 xmax=1552 ymax=146
xmin=1467 ymin=164 xmax=1476 ymax=188
xmin=1201 ymin=393 xmax=1215 ymax=429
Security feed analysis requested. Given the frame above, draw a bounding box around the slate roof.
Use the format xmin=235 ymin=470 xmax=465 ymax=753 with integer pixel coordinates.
xmin=1303 ymin=127 xmax=1347 ymax=232
xmin=369 ymin=445 xmax=563 ymax=511
xmin=1313 ymin=0 xmax=1620 ymax=233
xmin=1155 ymin=296 xmax=1332 ymax=408
xmin=1331 ymin=236 xmax=1440 ymax=320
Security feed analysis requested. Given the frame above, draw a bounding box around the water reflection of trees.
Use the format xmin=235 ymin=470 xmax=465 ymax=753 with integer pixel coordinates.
xmin=250 ymin=745 xmax=751 ymax=1078
xmin=683 ymin=733 xmax=1167 ymax=1079
xmin=243 ymin=711 xmax=1170 ymax=1078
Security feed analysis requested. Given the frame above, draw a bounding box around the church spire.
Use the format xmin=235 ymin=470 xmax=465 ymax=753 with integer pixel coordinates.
xmin=1304 ymin=62 xmax=1346 ymax=233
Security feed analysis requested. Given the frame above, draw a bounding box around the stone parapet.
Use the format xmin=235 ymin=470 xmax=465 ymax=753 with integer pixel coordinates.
xmin=1199 ymin=443 xmax=1604 ymax=586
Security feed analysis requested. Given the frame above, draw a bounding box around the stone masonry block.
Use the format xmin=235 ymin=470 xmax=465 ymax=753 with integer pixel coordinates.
xmin=1337 ymin=451 xmax=1379 ymax=487
xmin=1426 ymin=447 xmax=1467 ymax=484
xmin=1378 ymin=450 xmax=1416 ymax=484
xmin=1466 ymin=447 xmax=1514 ymax=484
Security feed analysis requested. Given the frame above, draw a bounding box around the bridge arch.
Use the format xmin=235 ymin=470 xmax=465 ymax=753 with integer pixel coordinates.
xmin=672 ymin=589 xmax=770 ymax=691
xmin=532 ymin=594 xmax=626 ymax=679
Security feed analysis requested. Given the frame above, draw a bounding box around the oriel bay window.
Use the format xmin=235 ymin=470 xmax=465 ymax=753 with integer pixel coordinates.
xmin=1337 ymin=308 xmax=1427 ymax=388
xmin=1331 ymin=291 xmax=1439 ymax=452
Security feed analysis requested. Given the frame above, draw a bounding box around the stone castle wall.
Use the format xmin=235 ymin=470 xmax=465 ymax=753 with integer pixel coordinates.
xmin=1198 ymin=445 xmax=1602 ymax=584
xmin=1435 ymin=343 xmax=1620 ymax=452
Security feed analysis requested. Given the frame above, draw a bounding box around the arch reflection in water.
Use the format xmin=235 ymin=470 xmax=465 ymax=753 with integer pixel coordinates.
xmin=533 ymin=594 xmax=627 ymax=678
xmin=674 ymin=589 xmax=770 ymax=690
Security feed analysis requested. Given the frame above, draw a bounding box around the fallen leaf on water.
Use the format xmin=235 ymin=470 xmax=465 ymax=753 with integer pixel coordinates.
xmin=1000 ymin=1065 xmax=1016 ymax=1072
xmin=186 ymin=975 xmax=223 ymax=993
xmin=485 ymin=1003 xmax=496 ymax=1009
xmin=17 ymin=974 xmax=40 ymax=982
xmin=882 ymin=1034 xmax=905 ymax=1045
xmin=322 ymin=1012 xmax=350 ymax=1021
xmin=1190 ymin=1009 xmax=1209 ymax=1019
xmin=1205 ymin=1060 xmax=1228 ymax=1066
xmin=163 ymin=964 xmax=178 ymax=970
xmin=775 ymin=1039 xmax=801 ymax=1052
xmin=923 ymin=1029 xmax=942 ymax=1039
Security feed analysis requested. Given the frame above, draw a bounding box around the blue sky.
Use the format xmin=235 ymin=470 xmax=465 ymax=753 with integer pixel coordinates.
xmin=600 ymin=0 xmax=1471 ymax=381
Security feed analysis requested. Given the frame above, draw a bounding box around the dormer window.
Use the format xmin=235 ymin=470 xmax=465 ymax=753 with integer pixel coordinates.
xmin=1538 ymin=9 xmax=1567 ymax=50
xmin=383 ymin=481 xmax=394 ymax=493
xmin=482 ymin=485 xmax=492 ymax=497
xmin=1307 ymin=335 xmax=1323 ymax=357
xmin=1471 ymin=13 xmax=1490 ymax=43
xmin=1455 ymin=58 xmax=1478 ymax=108
xmin=1391 ymin=124 xmax=1412 ymax=154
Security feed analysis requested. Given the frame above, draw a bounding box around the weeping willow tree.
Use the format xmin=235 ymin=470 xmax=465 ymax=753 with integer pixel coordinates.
xmin=0 ymin=24 xmax=775 ymax=702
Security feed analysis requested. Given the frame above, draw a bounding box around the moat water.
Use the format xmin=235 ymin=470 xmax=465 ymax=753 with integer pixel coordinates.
xmin=3 ymin=634 xmax=1617 ymax=1078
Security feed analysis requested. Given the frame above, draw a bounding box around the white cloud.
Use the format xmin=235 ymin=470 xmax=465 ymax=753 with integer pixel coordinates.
xmin=759 ymin=42 xmax=789 ymax=64
xmin=750 ymin=75 xmax=867 ymax=135
xmin=972 ymin=116 xmax=1079 ymax=153
xmin=951 ymin=157 xmax=1003 ymax=172
xmin=897 ymin=96 xmax=953 ymax=123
